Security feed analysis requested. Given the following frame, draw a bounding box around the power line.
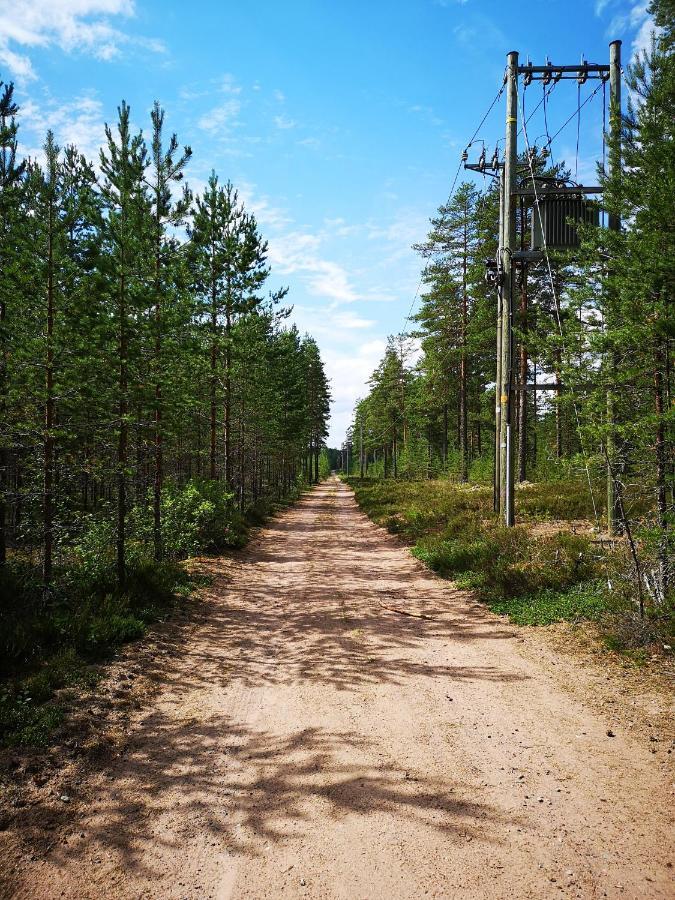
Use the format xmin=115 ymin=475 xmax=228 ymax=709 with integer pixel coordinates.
xmin=402 ymin=78 xmax=507 ymax=336
xmin=543 ymin=81 xmax=604 ymax=156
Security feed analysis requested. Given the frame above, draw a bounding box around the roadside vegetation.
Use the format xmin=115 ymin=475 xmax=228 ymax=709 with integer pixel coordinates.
xmin=346 ymin=476 xmax=674 ymax=657
xmin=0 ymin=84 xmax=333 ymax=747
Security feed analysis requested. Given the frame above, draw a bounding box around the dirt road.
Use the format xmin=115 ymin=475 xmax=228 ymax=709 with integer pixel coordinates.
xmin=6 ymin=478 xmax=673 ymax=899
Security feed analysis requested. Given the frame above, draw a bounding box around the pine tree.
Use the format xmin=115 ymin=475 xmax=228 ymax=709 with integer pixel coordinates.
xmin=99 ymin=101 xmax=152 ymax=586
xmin=0 ymin=81 xmax=25 ymax=567
xmin=147 ymin=101 xmax=192 ymax=560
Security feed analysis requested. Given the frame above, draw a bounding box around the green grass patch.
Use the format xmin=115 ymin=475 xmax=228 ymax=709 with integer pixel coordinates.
xmin=489 ymin=580 xmax=608 ymax=625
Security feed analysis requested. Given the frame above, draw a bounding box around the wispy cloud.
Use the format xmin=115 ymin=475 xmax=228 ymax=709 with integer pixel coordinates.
xmin=597 ymin=1 xmax=658 ymax=59
xmin=0 ymin=1 xmax=165 ymax=81
xmin=21 ymin=92 xmax=105 ymax=163
xmin=268 ymin=230 xmax=361 ymax=304
xmin=274 ymin=114 xmax=296 ymax=130
xmin=197 ymin=98 xmax=242 ymax=133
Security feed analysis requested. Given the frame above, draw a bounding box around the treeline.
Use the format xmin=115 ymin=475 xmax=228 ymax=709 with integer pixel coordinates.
xmin=350 ymin=7 xmax=672 ymax=592
xmin=0 ymin=89 xmax=331 ymax=597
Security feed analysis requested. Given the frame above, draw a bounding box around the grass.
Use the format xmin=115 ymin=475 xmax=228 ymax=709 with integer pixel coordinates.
xmin=345 ymin=476 xmax=673 ymax=652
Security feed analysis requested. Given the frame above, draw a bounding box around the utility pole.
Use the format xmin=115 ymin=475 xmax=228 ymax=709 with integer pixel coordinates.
xmin=500 ymin=50 xmax=518 ymax=526
xmin=606 ymin=39 xmax=622 ymax=535
xmin=466 ymin=51 xmax=612 ymax=525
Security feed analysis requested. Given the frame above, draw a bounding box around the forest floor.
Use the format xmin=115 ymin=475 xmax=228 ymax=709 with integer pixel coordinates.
xmin=1 ymin=476 xmax=673 ymax=900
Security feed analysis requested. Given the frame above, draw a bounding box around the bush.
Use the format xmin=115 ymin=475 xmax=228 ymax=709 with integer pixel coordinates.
xmin=126 ymin=479 xmax=247 ymax=558
xmin=349 ymin=476 xmax=612 ymax=630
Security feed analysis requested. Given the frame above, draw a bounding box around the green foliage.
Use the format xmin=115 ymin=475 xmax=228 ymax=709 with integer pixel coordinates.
xmin=128 ymin=479 xmax=246 ymax=557
xmin=489 ymin=581 xmax=608 ymax=626
xmin=349 ymin=476 xmax=619 ymax=630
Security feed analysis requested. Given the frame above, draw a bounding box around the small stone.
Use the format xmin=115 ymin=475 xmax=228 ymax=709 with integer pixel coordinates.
xmin=606 ymin=729 xmax=615 ymax=737
xmin=59 ymin=795 xmax=70 ymax=803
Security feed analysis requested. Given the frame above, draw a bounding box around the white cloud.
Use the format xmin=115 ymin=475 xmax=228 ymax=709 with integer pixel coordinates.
xmin=298 ymin=136 xmax=320 ymax=149
xmin=0 ymin=1 xmax=165 ymax=81
xmin=322 ymin=339 xmax=387 ymax=444
xmin=268 ymin=230 xmax=361 ymax=304
xmin=331 ymin=311 xmax=376 ymax=330
xmin=197 ymin=98 xmax=241 ymax=133
xmin=601 ymin=1 xmax=658 ymax=60
xmin=218 ymin=73 xmax=242 ymax=95
xmin=631 ymin=10 xmax=657 ymax=56
xmin=273 ymin=89 xmax=285 ymax=103
xmin=20 ymin=92 xmax=105 ymax=163
xmin=274 ymin=114 xmax=296 ymax=130
xmin=237 ymin=183 xmax=292 ymax=230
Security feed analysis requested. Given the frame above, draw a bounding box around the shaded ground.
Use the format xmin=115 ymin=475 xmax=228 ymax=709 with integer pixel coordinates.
xmin=1 ymin=477 xmax=673 ymax=899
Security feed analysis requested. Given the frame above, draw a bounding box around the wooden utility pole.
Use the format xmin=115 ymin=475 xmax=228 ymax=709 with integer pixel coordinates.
xmin=499 ymin=50 xmax=518 ymax=526
xmin=606 ymin=39 xmax=622 ymax=535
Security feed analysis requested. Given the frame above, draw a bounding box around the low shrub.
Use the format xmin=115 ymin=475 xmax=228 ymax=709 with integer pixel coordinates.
xmin=489 ymin=580 xmax=608 ymax=626
xmin=348 ymin=476 xmax=618 ymax=631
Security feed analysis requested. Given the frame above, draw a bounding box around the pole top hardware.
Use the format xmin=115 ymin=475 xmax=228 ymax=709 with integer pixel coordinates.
xmin=517 ymin=62 xmax=610 ymax=82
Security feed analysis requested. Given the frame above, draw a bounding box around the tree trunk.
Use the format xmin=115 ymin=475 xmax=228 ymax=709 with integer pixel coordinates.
xmin=554 ymin=353 xmax=562 ymax=460
xmin=209 ymin=270 xmax=217 ymax=481
xmin=459 ymin=229 xmax=469 ymax=482
xmin=224 ymin=302 xmax=232 ymax=487
xmin=0 ymin=291 xmax=7 ymax=565
xmin=153 ymin=225 xmax=163 ymax=561
xmin=117 ymin=272 xmax=128 ymax=587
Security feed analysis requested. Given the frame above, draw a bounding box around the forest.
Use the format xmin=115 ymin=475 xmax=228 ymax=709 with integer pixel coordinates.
xmin=0 ymin=89 xmax=330 ymax=739
xmin=0 ymin=1 xmax=673 ymax=896
xmin=345 ymin=6 xmax=673 ymax=647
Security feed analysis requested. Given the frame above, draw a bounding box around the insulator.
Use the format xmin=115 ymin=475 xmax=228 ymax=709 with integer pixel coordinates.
xmin=554 ymin=69 xmax=564 ymax=83
xmin=523 ymin=64 xmax=533 ymax=87
xmin=461 ymin=149 xmax=468 ymax=163
xmin=578 ymin=67 xmax=588 ymax=85
xmin=478 ymin=147 xmax=486 ymax=171
xmin=491 ymin=148 xmax=499 ymax=170
xmin=542 ymin=69 xmax=552 ymax=86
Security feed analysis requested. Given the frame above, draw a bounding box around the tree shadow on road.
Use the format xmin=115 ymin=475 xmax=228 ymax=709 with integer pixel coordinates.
xmin=14 ymin=712 xmax=517 ymax=886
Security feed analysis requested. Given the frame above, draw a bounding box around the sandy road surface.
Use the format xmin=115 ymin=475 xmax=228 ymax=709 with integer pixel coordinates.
xmin=5 ymin=477 xmax=674 ymax=899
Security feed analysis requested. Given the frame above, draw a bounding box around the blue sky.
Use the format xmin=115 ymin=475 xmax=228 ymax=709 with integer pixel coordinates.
xmin=1 ymin=0 xmax=655 ymax=444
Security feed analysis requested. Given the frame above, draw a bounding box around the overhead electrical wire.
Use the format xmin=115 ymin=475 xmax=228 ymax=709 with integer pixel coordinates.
xmin=401 ymin=77 xmax=507 ymax=337
xmin=542 ymin=81 xmax=604 ymax=159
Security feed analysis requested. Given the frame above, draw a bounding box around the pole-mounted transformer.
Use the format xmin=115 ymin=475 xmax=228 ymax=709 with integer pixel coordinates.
xmin=531 ymin=193 xmax=600 ymax=250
